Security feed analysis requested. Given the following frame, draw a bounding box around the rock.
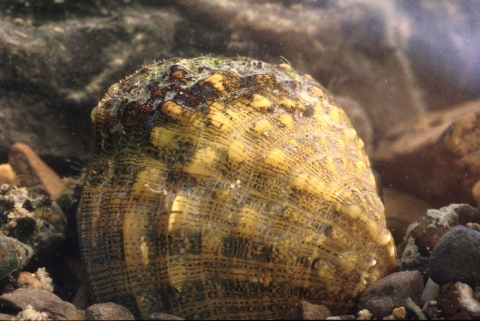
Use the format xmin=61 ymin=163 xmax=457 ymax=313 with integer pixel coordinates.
xmin=85 ymin=303 xmax=135 ymax=320
xmin=0 ymin=164 xmax=16 ymax=185
xmin=437 ymin=283 xmax=460 ymax=317
xmin=0 ymin=235 xmax=33 ymax=280
xmin=429 ymin=225 xmax=480 ymax=287
xmin=284 ymin=301 xmax=332 ymax=320
xmin=374 ymin=99 xmax=480 ymax=206
xmin=8 ymin=143 xmax=63 ymax=200
xmin=0 ymin=288 xmax=78 ymax=320
xmin=456 ymin=204 xmax=480 ymax=226
xmin=456 ymin=282 xmax=480 ymax=317
xmin=397 ymin=204 xmax=459 ymax=275
xmin=357 ymin=270 xmax=424 ymax=320
xmin=392 ymin=306 xmax=406 ymax=320
xmin=16 ymin=272 xmax=43 ymax=290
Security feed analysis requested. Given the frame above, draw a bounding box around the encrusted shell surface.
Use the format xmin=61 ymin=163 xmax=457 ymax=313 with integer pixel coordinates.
xmin=78 ymin=57 xmax=396 ymax=320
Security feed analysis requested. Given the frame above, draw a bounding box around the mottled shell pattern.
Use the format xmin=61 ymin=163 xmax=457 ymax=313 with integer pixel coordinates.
xmin=78 ymin=57 xmax=396 ymax=320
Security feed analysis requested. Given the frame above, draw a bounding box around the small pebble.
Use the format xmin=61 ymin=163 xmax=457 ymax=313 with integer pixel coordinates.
xmin=391 ymin=306 xmax=406 ymax=320
xmin=85 ymin=303 xmax=135 ymax=320
xmin=284 ymin=301 xmax=332 ymax=320
xmin=16 ymin=272 xmax=43 ymax=290
xmin=0 ymin=164 xmax=16 ymax=185
xmin=422 ymin=300 xmax=440 ymax=319
xmin=456 ymin=204 xmax=480 ymax=226
xmin=357 ymin=271 xmax=424 ymax=319
xmin=429 ymin=225 xmax=480 ymax=287
xmin=356 ymin=308 xmax=371 ymax=320
xmin=436 ymin=283 xmax=460 ymax=317
xmin=456 ymin=282 xmax=480 ymax=317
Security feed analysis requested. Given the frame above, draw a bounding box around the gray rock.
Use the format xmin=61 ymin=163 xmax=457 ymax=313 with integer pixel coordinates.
xmin=0 ymin=235 xmax=33 ymax=280
xmin=429 ymin=225 xmax=480 ymax=287
xmin=0 ymin=288 xmax=78 ymax=320
xmin=357 ymin=270 xmax=424 ymax=319
xmin=85 ymin=303 xmax=135 ymax=320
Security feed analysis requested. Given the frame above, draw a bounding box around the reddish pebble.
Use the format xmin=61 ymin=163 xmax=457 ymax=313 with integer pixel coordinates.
xmin=8 ymin=142 xmax=62 ymax=200
xmin=16 ymin=272 xmax=43 ymax=290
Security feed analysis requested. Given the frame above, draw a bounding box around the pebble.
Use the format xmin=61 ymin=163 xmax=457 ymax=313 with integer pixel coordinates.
xmin=0 ymin=235 xmax=33 ymax=280
xmin=429 ymin=225 xmax=480 ymax=286
xmin=397 ymin=204 xmax=459 ymax=275
xmin=8 ymin=142 xmax=63 ymax=200
xmin=357 ymin=270 xmax=424 ymax=319
xmin=0 ymin=288 xmax=78 ymax=320
xmin=85 ymin=303 xmax=135 ymax=320
xmin=284 ymin=301 xmax=332 ymax=320
xmin=16 ymin=272 xmax=43 ymax=290
xmin=0 ymin=164 xmax=16 ymax=185
xmin=456 ymin=204 xmax=480 ymax=226
xmin=456 ymin=282 xmax=480 ymax=317
xmin=391 ymin=306 xmax=406 ymax=320
xmin=436 ymin=283 xmax=460 ymax=317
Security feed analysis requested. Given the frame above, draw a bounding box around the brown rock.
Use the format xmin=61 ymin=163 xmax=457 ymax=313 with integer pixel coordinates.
xmin=285 ymin=301 xmax=332 ymax=320
xmin=357 ymin=271 xmax=425 ymax=320
xmin=8 ymin=143 xmax=63 ymax=200
xmin=437 ymin=283 xmax=460 ymax=317
xmin=85 ymin=303 xmax=135 ymax=320
xmin=0 ymin=288 xmax=77 ymax=320
xmin=0 ymin=164 xmax=16 ymax=185
xmin=373 ymin=99 xmax=480 ymax=206
xmin=16 ymin=272 xmax=43 ymax=290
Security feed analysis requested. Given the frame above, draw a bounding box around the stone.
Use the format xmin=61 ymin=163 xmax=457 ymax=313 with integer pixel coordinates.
xmin=437 ymin=283 xmax=460 ymax=317
xmin=85 ymin=303 xmax=135 ymax=320
xmin=284 ymin=301 xmax=332 ymax=320
xmin=374 ymin=100 xmax=480 ymax=206
xmin=0 ymin=235 xmax=33 ymax=280
xmin=429 ymin=225 xmax=480 ymax=287
xmin=8 ymin=143 xmax=63 ymax=200
xmin=0 ymin=288 xmax=78 ymax=320
xmin=0 ymin=164 xmax=15 ymax=185
xmin=456 ymin=282 xmax=480 ymax=317
xmin=16 ymin=272 xmax=43 ymax=290
xmin=392 ymin=306 xmax=406 ymax=320
xmin=397 ymin=204 xmax=460 ymax=275
xmin=357 ymin=271 xmax=424 ymax=320
xmin=457 ymin=204 xmax=480 ymax=226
